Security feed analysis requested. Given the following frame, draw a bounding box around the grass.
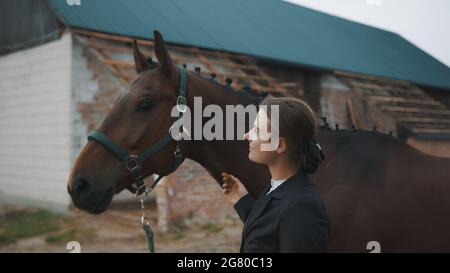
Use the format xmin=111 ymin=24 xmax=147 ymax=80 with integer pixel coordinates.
xmin=45 ymin=227 xmax=95 ymax=244
xmin=201 ymin=222 xmax=224 ymax=234
xmin=157 ymin=218 xmax=189 ymax=242
xmin=0 ymin=209 xmax=62 ymax=246
xmin=0 ymin=208 xmax=96 ymax=248
xmin=158 ymin=230 xmax=186 ymax=241
xmin=45 ymin=229 xmax=77 ymax=244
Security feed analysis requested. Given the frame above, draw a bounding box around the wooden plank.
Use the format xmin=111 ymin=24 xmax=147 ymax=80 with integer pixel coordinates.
xmin=347 ymin=97 xmax=359 ymax=129
xmin=413 ymin=128 xmax=450 ymax=134
xmin=102 ymin=59 xmax=135 ymax=68
xmin=278 ymin=82 xmax=298 ymax=87
xmin=350 ymin=96 xmax=377 ymax=128
xmin=368 ymin=95 xmax=441 ymax=106
xmin=347 ymin=81 xmax=424 ymax=95
xmin=380 ymin=105 xmax=450 ymax=115
xmin=334 ymin=70 xmax=410 ymax=87
xmin=397 ymin=117 xmax=450 ymax=124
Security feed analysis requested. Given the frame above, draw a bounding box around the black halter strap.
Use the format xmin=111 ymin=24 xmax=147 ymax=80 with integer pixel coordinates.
xmin=87 ymin=65 xmax=187 ymax=196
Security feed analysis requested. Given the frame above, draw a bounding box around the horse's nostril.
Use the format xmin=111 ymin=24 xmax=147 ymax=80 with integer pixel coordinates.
xmin=73 ymin=177 xmax=91 ymax=197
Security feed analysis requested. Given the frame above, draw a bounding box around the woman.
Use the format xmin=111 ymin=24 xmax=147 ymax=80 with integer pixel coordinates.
xmin=222 ymin=96 xmax=330 ymax=253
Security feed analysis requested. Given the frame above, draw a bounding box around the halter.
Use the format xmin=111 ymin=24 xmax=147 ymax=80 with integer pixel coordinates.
xmin=87 ymin=65 xmax=188 ymax=196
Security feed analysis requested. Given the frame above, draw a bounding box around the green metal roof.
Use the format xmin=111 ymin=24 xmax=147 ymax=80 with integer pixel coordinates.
xmin=48 ymin=0 xmax=450 ymax=90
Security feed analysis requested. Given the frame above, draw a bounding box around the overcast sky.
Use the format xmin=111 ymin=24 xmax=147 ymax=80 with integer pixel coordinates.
xmin=285 ymin=0 xmax=450 ymax=68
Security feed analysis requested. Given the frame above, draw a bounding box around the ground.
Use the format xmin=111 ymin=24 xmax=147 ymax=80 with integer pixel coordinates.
xmin=0 ymin=202 xmax=243 ymax=253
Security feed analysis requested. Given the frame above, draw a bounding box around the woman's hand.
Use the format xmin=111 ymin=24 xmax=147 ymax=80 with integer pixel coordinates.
xmin=221 ymin=172 xmax=248 ymax=205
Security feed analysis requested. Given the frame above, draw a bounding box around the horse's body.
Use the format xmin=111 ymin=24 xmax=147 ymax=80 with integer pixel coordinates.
xmin=68 ymin=31 xmax=450 ymax=252
xmin=177 ymin=70 xmax=450 ymax=252
xmin=313 ymin=130 xmax=450 ymax=251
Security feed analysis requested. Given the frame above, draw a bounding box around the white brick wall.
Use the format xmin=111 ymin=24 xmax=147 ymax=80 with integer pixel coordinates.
xmin=0 ymin=34 xmax=73 ymax=211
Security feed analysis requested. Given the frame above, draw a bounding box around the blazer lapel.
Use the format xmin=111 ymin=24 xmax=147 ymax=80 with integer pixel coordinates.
xmin=242 ymin=186 xmax=273 ymax=237
xmin=240 ymin=194 xmax=274 ymax=252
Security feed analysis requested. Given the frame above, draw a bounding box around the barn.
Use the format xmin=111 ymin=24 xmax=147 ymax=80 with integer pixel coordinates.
xmin=1 ymin=0 xmax=449 ymax=232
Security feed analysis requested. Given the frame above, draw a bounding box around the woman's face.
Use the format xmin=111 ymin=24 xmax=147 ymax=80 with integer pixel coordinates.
xmin=244 ymin=109 xmax=280 ymax=165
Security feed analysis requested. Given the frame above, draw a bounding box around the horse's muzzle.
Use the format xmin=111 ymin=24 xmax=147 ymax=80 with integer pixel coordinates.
xmin=68 ymin=176 xmax=113 ymax=214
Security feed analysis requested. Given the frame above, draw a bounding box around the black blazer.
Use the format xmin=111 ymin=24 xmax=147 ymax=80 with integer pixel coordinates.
xmin=234 ymin=171 xmax=330 ymax=253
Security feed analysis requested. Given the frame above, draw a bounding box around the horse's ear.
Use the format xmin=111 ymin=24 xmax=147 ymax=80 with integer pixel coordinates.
xmin=153 ymin=30 xmax=176 ymax=77
xmin=132 ymin=40 xmax=148 ymax=74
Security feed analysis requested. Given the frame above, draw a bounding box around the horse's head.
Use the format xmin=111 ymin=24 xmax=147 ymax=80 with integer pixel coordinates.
xmin=68 ymin=31 xmax=182 ymax=214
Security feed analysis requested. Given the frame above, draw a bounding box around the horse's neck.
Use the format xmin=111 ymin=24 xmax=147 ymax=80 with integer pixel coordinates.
xmin=316 ymin=129 xmax=341 ymax=157
xmin=179 ymin=73 xmax=270 ymax=198
xmin=187 ymin=139 xmax=270 ymax=198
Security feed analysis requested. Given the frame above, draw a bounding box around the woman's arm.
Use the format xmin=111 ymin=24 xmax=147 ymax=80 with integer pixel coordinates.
xmin=233 ymin=193 xmax=255 ymax=223
xmin=278 ymin=198 xmax=330 ymax=253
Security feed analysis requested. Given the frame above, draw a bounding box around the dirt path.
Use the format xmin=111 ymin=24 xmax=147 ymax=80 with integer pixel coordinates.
xmin=0 ymin=203 xmax=243 ymax=253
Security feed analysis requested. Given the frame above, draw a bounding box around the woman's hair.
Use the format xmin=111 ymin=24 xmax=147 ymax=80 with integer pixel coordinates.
xmin=260 ymin=96 xmax=324 ymax=174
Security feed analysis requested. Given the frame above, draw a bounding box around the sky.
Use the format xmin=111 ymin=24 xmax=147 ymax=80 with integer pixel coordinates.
xmin=285 ymin=0 xmax=450 ymax=68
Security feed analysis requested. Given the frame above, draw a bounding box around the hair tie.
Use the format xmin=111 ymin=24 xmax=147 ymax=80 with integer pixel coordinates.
xmin=302 ymin=139 xmax=325 ymax=174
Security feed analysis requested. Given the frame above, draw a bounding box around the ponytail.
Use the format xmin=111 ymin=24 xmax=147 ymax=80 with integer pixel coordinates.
xmin=302 ymin=139 xmax=325 ymax=174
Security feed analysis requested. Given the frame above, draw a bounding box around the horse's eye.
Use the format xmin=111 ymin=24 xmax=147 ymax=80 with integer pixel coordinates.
xmin=136 ymin=99 xmax=154 ymax=112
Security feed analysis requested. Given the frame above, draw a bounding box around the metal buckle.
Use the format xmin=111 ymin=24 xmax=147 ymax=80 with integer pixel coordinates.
xmin=176 ymin=96 xmax=187 ymax=113
xmin=141 ymin=215 xmax=150 ymax=225
xmin=134 ymin=183 xmax=146 ymax=196
xmin=125 ymin=155 xmax=141 ymax=171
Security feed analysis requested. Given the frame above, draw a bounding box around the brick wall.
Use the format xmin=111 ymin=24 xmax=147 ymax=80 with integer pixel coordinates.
xmin=156 ymin=159 xmax=238 ymax=232
xmin=0 ymin=33 xmax=72 ymax=211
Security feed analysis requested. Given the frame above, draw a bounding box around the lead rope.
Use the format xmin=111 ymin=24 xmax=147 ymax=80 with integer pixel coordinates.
xmin=139 ymin=192 xmax=155 ymax=253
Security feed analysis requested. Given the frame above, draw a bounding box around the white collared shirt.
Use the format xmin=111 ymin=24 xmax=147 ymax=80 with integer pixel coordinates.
xmin=266 ymin=178 xmax=287 ymax=195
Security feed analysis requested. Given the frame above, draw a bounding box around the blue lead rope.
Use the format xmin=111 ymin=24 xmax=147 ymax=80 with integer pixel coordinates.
xmin=140 ymin=193 xmax=155 ymax=253
xmin=143 ymin=223 xmax=155 ymax=253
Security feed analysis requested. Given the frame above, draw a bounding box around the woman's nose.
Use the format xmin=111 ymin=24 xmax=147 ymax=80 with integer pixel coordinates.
xmin=243 ymin=132 xmax=249 ymax=140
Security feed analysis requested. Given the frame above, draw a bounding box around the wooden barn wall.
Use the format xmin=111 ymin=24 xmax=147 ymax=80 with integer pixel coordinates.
xmin=0 ymin=0 xmax=62 ymax=55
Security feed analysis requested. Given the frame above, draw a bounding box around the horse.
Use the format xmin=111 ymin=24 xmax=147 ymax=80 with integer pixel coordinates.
xmin=67 ymin=30 xmax=450 ymax=252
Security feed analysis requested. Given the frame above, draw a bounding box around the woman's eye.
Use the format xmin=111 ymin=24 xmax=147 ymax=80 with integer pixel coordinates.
xmin=136 ymin=99 xmax=154 ymax=112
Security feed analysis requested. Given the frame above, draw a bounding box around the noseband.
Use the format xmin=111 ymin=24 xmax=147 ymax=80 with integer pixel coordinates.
xmin=87 ymin=65 xmax=188 ymax=196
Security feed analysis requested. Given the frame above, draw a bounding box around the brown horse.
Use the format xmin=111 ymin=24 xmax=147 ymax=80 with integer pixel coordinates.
xmin=67 ymin=31 xmax=450 ymax=252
